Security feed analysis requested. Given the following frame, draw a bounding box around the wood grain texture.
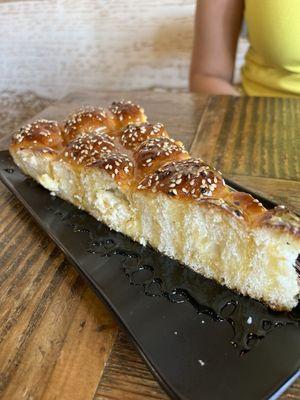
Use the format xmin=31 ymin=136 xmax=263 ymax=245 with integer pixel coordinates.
xmin=0 ymin=91 xmax=299 ymax=400
xmin=0 ymin=1 xmax=248 ymax=98
xmin=95 ymin=332 xmax=169 ymax=400
xmin=190 ymin=96 xmax=300 ymax=182
xmin=40 ymin=289 xmax=117 ymax=400
xmin=0 ymin=181 xmax=118 ymax=400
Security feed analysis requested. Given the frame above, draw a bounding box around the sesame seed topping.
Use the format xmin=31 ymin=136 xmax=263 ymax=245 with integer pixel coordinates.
xmin=120 ymin=122 xmax=167 ymax=149
xmin=64 ymin=106 xmax=109 ymax=140
xmin=109 ymin=100 xmax=143 ymax=124
xmin=13 ymin=102 xmax=248 ymax=212
xmin=137 ymin=158 xmax=223 ymax=201
xmin=13 ymin=120 xmax=61 ymax=147
xmin=134 ymin=137 xmax=187 ymax=170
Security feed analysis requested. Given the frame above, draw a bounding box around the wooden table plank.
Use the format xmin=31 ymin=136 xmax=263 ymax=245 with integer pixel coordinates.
xmin=190 ymin=96 xmax=300 ymax=181
xmin=0 ymin=185 xmax=118 ymax=400
xmin=0 ymin=91 xmax=299 ymax=400
xmin=95 ymin=332 xmax=168 ymax=400
xmin=41 ymin=288 xmax=117 ymax=400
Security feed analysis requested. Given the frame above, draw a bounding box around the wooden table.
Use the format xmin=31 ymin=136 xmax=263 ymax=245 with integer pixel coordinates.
xmin=0 ymin=90 xmax=299 ymax=400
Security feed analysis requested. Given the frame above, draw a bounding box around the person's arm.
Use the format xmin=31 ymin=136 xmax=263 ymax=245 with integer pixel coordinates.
xmin=190 ymin=0 xmax=244 ymax=95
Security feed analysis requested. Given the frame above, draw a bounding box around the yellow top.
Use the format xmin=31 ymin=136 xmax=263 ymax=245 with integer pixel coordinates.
xmin=242 ymin=0 xmax=300 ymax=97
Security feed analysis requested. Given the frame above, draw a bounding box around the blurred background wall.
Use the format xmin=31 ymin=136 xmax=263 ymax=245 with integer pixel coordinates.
xmin=0 ymin=0 xmax=248 ymax=99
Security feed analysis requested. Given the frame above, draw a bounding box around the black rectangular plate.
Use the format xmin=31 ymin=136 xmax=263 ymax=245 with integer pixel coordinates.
xmin=0 ymin=150 xmax=299 ymax=400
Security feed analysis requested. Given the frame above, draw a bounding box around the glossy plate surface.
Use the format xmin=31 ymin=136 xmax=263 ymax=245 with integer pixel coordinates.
xmin=0 ymin=150 xmax=299 ymax=400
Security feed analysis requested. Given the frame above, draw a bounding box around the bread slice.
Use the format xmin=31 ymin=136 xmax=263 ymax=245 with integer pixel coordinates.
xmin=9 ymin=100 xmax=300 ymax=311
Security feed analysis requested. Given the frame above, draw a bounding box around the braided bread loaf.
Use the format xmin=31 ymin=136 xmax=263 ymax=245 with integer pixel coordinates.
xmin=10 ymin=100 xmax=300 ymax=310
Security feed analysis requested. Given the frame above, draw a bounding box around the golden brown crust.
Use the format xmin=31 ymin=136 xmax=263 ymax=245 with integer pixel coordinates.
xmin=134 ymin=137 xmax=189 ymax=175
xmin=10 ymin=100 xmax=300 ymax=238
xmin=87 ymin=152 xmax=134 ymax=185
xmin=63 ymin=106 xmax=111 ymax=142
xmin=224 ymin=191 xmax=266 ymax=223
xmin=120 ymin=122 xmax=168 ymax=149
xmin=63 ymin=132 xmax=116 ymax=166
xmin=63 ymin=100 xmax=146 ymax=143
xmin=11 ymin=120 xmax=63 ymax=152
xmin=137 ymin=158 xmax=226 ymax=199
xmin=108 ymin=100 xmax=146 ymax=128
